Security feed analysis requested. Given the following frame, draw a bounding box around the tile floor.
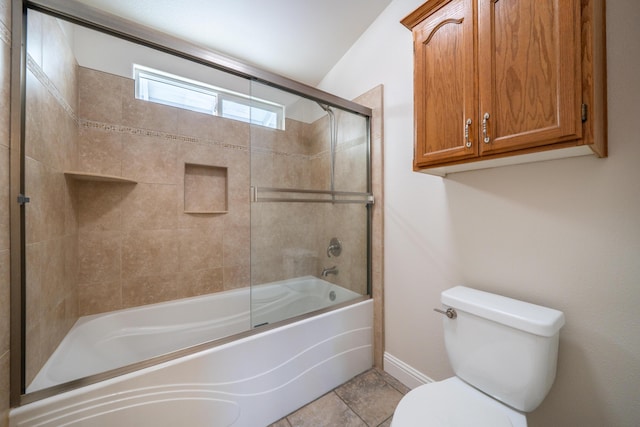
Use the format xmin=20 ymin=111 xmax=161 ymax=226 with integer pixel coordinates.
xmin=268 ymin=368 xmax=410 ymax=427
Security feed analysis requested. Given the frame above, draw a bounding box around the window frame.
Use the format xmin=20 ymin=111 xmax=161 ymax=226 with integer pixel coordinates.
xmin=133 ymin=64 xmax=285 ymax=130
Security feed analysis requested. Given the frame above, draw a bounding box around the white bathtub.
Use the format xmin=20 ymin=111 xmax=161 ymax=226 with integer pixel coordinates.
xmin=12 ymin=276 xmax=372 ymax=426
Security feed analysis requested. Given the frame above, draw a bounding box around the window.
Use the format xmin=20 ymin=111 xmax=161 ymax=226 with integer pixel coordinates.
xmin=134 ymin=65 xmax=285 ymax=130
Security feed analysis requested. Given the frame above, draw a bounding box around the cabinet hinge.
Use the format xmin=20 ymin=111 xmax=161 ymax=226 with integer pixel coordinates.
xmin=17 ymin=194 xmax=30 ymax=205
xmin=581 ymin=103 xmax=588 ymax=122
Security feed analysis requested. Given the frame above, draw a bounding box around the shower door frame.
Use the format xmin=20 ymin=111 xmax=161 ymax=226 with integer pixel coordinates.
xmin=9 ymin=0 xmax=374 ymax=408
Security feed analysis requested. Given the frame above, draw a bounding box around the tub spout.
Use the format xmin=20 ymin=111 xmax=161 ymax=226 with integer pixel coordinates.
xmin=321 ymin=266 xmax=339 ymax=277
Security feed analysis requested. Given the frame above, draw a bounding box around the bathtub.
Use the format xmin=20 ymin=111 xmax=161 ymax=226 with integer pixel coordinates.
xmin=12 ymin=276 xmax=372 ymax=426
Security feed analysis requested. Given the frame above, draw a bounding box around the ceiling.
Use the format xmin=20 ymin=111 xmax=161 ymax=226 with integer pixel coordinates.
xmin=72 ymin=0 xmax=392 ymax=86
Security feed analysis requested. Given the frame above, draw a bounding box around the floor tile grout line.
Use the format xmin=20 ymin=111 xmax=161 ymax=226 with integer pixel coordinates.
xmin=333 ymin=389 xmax=371 ymax=426
xmin=270 ymin=368 xmax=406 ymax=427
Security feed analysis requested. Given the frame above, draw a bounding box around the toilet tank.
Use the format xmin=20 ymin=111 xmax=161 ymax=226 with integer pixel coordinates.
xmin=440 ymin=286 xmax=565 ymax=413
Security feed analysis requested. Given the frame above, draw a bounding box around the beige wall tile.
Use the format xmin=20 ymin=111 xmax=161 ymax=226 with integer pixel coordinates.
xmin=223 ymin=224 xmax=250 ymax=267
xmin=215 ymin=116 xmax=250 ymax=147
xmin=78 ymin=281 xmax=122 ymax=316
xmin=179 ymin=268 xmax=224 ymax=297
xmin=223 ymin=264 xmax=250 ymax=291
xmin=78 ymin=231 xmax=122 ymax=284
xmin=27 ymin=60 xmax=77 ymax=173
xmin=25 ymin=243 xmax=43 ymax=341
xmin=178 ymin=140 xmax=228 ymax=168
xmin=121 ymin=183 xmax=177 ymax=231
xmin=122 ymin=96 xmax=178 ymax=133
xmin=77 ymin=126 xmax=123 ymax=176
xmin=179 ymin=227 xmax=223 ymax=272
xmin=42 ymin=84 xmax=72 ymax=171
xmin=250 ymin=125 xmax=277 ymax=151
xmin=122 ymin=134 xmax=178 ymax=184
xmin=122 ymin=274 xmax=178 ymax=307
xmin=122 ymin=230 xmax=179 ymax=278
xmin=24 ymin=71 xmax=46 ymax=164
xmin=78 ymin=67 xmax=125 ymax=124
xmin=40 ymin=238 xmax=65 ymax=307
xmin=64 ymin=180 xmax=79 ymax=235
xmin=76 ymin=181 xmax=124 ymax=233
xmin=176 ymin=109 xmax=246 ymax=144
xmin=63 ymin=236 xmax=78 ymax=296
xmin=41 ymin=300 xmax=67 ymax=363
xmin=41 ymin=15 xmax=77 ymax=112
xmin=24 ymin=157 xmax=45 ymax=244
xmin=41 ymin=170 xmax=66 ymax=239
xmin=225 ymin=154 xmax=251 ymax=229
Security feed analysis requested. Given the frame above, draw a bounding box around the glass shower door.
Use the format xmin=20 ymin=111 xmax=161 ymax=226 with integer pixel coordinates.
xmin=249 ymin=81 xmax=371 ymax=327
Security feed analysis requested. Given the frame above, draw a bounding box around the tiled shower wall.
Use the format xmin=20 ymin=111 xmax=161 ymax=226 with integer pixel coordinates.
xmin=75 ymin=67 xmax=252 ymax=313
xmin=250 ymin=111 xmax=369 ymax=294
xmin=1 ymin=0 xmax=11 ymax=423
xmin=75 ymin=68 xmax=369 ymax=303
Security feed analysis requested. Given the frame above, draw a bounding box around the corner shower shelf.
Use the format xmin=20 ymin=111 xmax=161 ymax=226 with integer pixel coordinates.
xmin=63 ymin=171 xmax=138 ymax=184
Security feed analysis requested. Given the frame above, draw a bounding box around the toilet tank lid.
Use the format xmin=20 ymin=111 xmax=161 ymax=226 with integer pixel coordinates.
xmin=442 ymin=286 xmax=565 ymax=337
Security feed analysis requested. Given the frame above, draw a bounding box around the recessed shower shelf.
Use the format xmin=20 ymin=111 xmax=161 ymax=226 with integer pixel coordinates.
xmin=183 ymin=210 xmax=229 ymax=214
xmin=63 ymin=171 xmax=138 ymax=184
xmin=184 ymin=163 xmax=228 ymax=214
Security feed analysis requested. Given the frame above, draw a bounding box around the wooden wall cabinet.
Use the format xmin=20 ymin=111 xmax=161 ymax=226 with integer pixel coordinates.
xmin=402 ymin=0 xmax=607 ymax=176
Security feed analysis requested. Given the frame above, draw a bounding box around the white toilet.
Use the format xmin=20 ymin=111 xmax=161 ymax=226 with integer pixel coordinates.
xmin=391 ymin=286 xmax=565 ymax=427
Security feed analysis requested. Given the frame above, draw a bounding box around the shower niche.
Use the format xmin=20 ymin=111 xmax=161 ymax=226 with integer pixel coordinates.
xmin=183 ymin=163 xmax=228 ymax=214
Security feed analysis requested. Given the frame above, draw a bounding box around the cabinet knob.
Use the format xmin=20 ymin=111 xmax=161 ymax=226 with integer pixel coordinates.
xmin=464 ymin=118 xmax=472 ymax=148
xmin=482 ymin=112 xmax=490 ymax=143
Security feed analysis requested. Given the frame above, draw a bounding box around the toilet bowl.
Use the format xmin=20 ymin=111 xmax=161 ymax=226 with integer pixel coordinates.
xmin=391 ymin=377 xmax=526 ymax=427
xmin=390 ymin=286 xmax=564 ymax=427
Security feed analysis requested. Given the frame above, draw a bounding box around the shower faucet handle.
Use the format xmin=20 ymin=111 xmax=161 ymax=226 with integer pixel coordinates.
xmin=327 ymin=238 xmax=342 ymax=257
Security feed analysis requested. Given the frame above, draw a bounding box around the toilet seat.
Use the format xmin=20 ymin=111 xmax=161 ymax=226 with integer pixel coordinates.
xmin=391 ymin=377 xmax=527 ymax=427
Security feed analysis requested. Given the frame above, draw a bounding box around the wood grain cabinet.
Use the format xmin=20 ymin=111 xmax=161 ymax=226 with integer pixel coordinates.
xmin=402 ymin=0 xmax=607 ymax=176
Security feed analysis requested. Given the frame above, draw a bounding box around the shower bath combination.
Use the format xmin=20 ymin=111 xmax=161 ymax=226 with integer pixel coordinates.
xmin=8 ymin=2 xmax=377 ymax=425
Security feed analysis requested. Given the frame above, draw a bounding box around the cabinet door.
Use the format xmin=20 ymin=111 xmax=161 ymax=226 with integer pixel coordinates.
xmin=412 ymin=0 xmax=476 ymax=168
xmin=477 ymin=0 xmax=582 ymax=155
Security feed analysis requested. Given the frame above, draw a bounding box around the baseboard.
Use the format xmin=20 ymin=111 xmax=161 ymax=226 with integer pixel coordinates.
xmin=383 ymin=352 xmax=435 ymax=390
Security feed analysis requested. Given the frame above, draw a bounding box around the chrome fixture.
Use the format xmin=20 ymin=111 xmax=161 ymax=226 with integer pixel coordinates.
xmin=433 ymin=307 xmax=457 ymax=319
xmin=327 ymin=237 xmax=342 ymax=258
xmin=321 ymin=266 xmax=339 ymax=277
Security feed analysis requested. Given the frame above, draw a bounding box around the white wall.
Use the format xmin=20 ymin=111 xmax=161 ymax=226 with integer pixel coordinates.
xmin=318 ymin=0 xmax=640 ymax=426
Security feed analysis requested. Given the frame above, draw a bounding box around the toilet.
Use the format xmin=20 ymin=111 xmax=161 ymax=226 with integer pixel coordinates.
xmin=391 ymin=286 xmax=565 ymax=427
